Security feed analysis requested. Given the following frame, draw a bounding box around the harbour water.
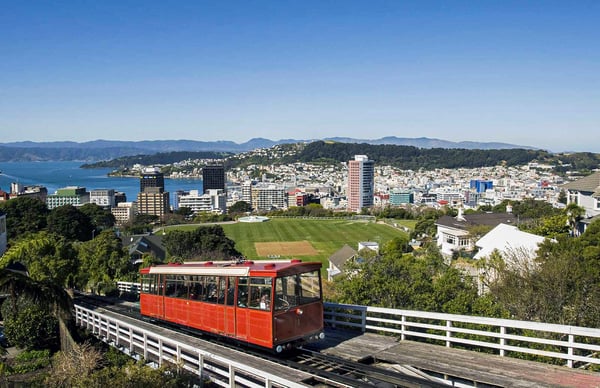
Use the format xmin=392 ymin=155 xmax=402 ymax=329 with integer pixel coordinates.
xmin=0 ymin=161 xmax=203 ymax=205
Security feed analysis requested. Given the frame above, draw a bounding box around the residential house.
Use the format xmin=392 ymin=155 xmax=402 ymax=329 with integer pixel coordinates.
xmin=474 ymin=223 xmax=546 ymax=262
xmin=562 ymin=171 xmax=600 ymax=234
xmin=435 ymin=210 xmax=518 ymax=259
xmin=121 ymin=234 xmax=166 ymax=264
xmin=327 ymin=244 xmax=358 ymax=281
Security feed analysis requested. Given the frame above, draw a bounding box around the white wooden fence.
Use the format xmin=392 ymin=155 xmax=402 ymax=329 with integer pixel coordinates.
xmin=324 ymin=302 xmax=600 ymax=368
xmin=74 ymin=304 xmax=308 ymax=388
xmin=116 ymin=281 xmax=600 ymax=368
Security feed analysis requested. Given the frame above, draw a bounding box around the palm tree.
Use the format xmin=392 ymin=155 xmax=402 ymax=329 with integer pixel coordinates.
xmin=565 ymin=203 xmax=585 ymax=237
xmin=0 ymin=267 xmax=74 ymax=351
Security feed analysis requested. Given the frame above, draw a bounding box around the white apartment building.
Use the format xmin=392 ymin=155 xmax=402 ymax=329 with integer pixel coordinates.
xmin=251 ymin=184 xmax=288 ymax=211
xmin=111 ymin=202 xmax=137 ymax=225
xmin=90 ymin=189 xmax=116 ymax=208
xmin=178 ymin=189 xmax=227 ymax=214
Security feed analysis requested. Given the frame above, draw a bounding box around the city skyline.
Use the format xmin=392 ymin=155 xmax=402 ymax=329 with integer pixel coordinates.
xmin=1 ymin=2 xmax=599 ymax=152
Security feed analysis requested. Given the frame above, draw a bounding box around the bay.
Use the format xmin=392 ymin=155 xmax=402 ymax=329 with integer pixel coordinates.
xmin=0 ymin=161 xmax=203 ymax=206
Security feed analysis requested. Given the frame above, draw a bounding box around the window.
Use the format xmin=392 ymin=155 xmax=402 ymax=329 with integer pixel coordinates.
xmin=445 ymin=233 xmax=456 ymax=245
xmin=165 ymin=275 xmax=188 ymax=298
xmin=237 ymin=277 xmax=249 ymax=308
xmin=141 ymin=274 xmax=158 ymax=295
xmin=248 ymin=277 xmax=272 ymax=311
xmin=274 ymin=270 xmax=321 ymax=311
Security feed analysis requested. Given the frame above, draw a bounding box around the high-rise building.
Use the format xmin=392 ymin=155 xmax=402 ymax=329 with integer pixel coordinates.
xmin=202 ymin=164 xmax=225 ymax=193
xmin=138 ymin=167 xmax=169 ymax=219
xmin=140 ymin=167 xmax=165 ymax=193
xmin=347 ymin=155 xmax=374 ymax=213
xmin=137 ymin=187 xmax=170 ymax=220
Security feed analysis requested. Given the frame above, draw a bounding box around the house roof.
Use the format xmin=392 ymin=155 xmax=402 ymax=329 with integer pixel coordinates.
xmin=121 ymin=233 xmax=166 ymax=260
xmin=328 ymin=244 xmax=358 ymax=269
xmin=562 ymin=171 xmax=600 ymax=198
xmin=474 ymin=223 xmax=546 ymax=260
xmin=436 ymin=212 xmax=518 ymax=231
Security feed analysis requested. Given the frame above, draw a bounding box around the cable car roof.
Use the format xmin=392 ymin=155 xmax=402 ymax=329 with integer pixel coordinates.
xmin=142 ymin=259 xmax=321 ymax=276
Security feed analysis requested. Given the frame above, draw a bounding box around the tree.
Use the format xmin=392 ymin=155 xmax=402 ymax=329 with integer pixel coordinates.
xmin=229 ymin=201 xmax=252 ymax=214
xmin=75 ymin=230 xmax=130 ymax=293
xmin=0 ymin=196 xmax=49 ymax=239
xmin=557 ymin=189 xmax=567 ymax=205
xmin=0 ymin=268 xmax=73 ymax=351
xmin=1 ymin=296 xmax=58 ymax=350
xmin=79 ymin=203 xmax=116 ymax=236
xmin=162 ymin=226 xmax=240 ymax=261
xmin=565 ymin=203 xmax=585 ymax=236
xmin=1 ymin=231 xmax=78 ymax=287
xmin=47 ymin=205 xmax=94 ymax=241
xmin=174 ymin=206 xmax=193 ymax=218
xmin=481 ymin=235 xmax=600 ymax=327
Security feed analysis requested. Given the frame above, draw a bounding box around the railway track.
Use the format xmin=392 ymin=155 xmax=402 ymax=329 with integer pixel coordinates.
xmin=75 ymin=294 xmax=446 ymax=387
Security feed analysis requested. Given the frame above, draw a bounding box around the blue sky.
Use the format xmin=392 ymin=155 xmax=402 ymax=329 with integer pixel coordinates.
xmin=1 ymin=1 xmax=598 ymax=152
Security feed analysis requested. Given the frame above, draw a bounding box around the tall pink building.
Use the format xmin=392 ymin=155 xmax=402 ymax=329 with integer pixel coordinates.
xmin=347 ymin=155 xmax=374 ymax=212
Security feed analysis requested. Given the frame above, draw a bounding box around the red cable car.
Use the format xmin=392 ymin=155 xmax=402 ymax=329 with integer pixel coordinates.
xmin=139 ymin=259 xmax=325 ymax=352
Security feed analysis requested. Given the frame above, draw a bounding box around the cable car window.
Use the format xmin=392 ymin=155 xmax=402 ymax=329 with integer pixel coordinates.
xmin=248 ymin=277 xmax=272 ymax=311
xmin=275 ymin=270 xmax=321 ymax=311
xmin=225 ymin=277 xmax=235 ymax=306
xmin=165 ymin=275 xmax=188 ymax=299
xmin=189 ymin=275 xmax=203 ymax=300
xmin=237 ymin=277 xmax=249 ymax=308
xmin=141 ymin=274 xmax=156 ymax=294
xmin=217 ymin=276 xmax=227 ymax=304
xmin=205 ymin=276 xmax=218 ymax=303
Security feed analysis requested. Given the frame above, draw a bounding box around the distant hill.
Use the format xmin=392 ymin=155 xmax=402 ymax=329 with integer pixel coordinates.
xmin=0 ymin=137 xmax=534 ymax=162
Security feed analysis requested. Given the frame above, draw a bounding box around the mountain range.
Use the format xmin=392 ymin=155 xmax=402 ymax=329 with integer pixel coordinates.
xmin=0 ymin=137 xmax=534 ymax=162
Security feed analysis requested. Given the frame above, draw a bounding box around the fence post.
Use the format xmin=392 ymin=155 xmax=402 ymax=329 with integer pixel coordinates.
xmin=361 ymin=308 xmax=367 ymax=332
xmin=567 ymin=334 xmax=574 ymax=368
xmin=446 ymin=321 xmax=452 ymax=348
xmin=500 ymin=326 xmax=506 ymax=357
xmin=401 ymin=315 xmax=406 ymax=341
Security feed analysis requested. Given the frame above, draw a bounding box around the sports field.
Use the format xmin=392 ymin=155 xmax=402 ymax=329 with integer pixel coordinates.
xmin=220 ymin=218 xmax=411 ymax=265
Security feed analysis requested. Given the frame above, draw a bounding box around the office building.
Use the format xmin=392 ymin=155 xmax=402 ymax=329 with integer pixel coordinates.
xmin=202 ymin=164 xmax=226 ymax=193
xmin=138 ymin=167 xmax=169 ymax=219
xmin=137 ymin=187 xmax=170 ymax=220
xmin=390 ymin=189 xmax=414 ymax=205
xmin=347 ymin=155 xmax=374 ymax=212
xmin=140 ymin=167 xmax=165 ymax=192
xmin=46 ymin=186 xmax=89 ymax=209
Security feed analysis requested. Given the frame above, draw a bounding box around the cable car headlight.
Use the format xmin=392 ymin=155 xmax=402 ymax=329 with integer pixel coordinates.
xmin=295 ymin=308 xmax=303 ymax=316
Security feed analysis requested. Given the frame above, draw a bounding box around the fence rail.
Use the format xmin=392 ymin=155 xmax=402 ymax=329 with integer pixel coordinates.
xmin=116 ymin=281 xmax=600 ymax=368
xmin=74 ymin=304 xmax=306 ymax=387
xmin=324 ymin=302 xmax=600 ymax=368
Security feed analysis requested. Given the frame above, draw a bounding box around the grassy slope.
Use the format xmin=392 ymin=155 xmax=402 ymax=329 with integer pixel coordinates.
xmin=220 ymin=218 xmax=409 ymax=265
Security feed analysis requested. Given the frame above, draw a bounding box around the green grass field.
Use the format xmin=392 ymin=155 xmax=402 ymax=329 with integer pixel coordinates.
xmin=219 ymin=218 xmax=409 ymax=264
